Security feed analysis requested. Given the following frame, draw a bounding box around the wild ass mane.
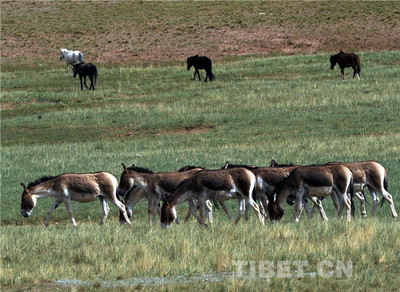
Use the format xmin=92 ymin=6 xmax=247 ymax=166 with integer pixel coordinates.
xmin=127 ymin=165 xmax=154 ymax=174
xmin=27 ymin=175 xmax=59 ymax=189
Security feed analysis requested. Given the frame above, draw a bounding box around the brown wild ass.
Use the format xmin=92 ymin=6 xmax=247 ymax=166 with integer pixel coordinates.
xmin=20 ymin=172 xmax=131 ymax=226
xmin=161 ymin=168 xmax=265 ymax=228
xmin=317 ymin=161 xmax=397 ymax=218
xmin=117 ymin=164 xmax=204 ymax=225
xmin=221 ymin=161 xmax=332 ymax=220
xmin=120 ymin=184 xmax=215 ymax=224
xmin=268 ymin=164 xmax=354 ymax=222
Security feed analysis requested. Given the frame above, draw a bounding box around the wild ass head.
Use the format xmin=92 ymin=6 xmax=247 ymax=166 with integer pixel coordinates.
xmin=160 ymin=195 xmax=177 ymax=229
xmin=117 ymin=163 xmax=135 ymax=197
xmin=20 ymin=183 xmax=37 ymax=218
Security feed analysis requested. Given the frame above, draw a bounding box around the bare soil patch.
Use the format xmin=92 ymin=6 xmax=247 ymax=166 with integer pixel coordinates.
xmin=1 ymin=1 xmax=399 ymax=65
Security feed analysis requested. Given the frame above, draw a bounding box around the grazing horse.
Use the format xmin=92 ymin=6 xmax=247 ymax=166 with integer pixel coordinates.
xmin=268 ymin=164 xmax=354 ymax=222
xmin=20 ymin=172 xmax=131 ymax=226
xmin=161 ymin=168 xmax=265 ymax=228
xmin=330 ymin=50 xmax=361 ymax=79
xmin=59 ymin=48 xmax=84 ymax=72
xmin=72 ymin=62 xmax=98 ymax=90
xmin=187 ymin=55 xmax=215 ymax=82
xmin=117 ymin=164 xmax=204 ymax=225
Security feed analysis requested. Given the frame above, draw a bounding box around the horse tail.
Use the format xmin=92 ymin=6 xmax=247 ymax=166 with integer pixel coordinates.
xmin=94 ymin=67 xmax=98 ymax=88
xmin=79 ymin=53 xmax=84 ymax=63
xmin=356 ymin=56 xmax=361 ymax=76
xmin=209 ymin=72 xmax=216 ymax=81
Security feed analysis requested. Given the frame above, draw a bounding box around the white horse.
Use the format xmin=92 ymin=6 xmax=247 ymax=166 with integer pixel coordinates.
xmin=59 ymin=48 xmax=84 ymax=72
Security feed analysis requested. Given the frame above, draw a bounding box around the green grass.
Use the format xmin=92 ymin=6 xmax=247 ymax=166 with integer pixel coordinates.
xmin=1 ymin=52 xmax=400 ymax=290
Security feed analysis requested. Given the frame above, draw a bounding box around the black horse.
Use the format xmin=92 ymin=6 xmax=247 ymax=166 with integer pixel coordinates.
xmin=187 ymin=55 xmax=215 ymax=82
xmin=330 ymin=51 xmax=361 ymax=79
xmin=72 ymin=62 xmax=98 ymax=90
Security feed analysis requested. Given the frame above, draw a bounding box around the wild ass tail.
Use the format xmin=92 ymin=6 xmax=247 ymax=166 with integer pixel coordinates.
xmin=379 ymin=175 xmax=389 ymax=207
xmin=349 ymin=176 xmax=355 ymax=217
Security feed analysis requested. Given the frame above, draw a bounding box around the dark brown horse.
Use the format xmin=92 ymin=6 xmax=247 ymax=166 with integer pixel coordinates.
xmin=187 ymin=55 xmax=215 ymax=82
xmin=330 ymin=51 xmax=361 ymax=79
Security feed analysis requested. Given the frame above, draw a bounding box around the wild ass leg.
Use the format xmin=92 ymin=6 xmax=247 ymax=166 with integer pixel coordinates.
xmin=293 ymin=191 xmax=304 ymax=222
xmin=370 ymin=190 xmax=380 ymax=217
xmin=234 ymin=199 xmax=246 ymax=224
xmin=184 ymin=200 xmax=195 ymax=222
xmin=45 ymin=199 xmax=62 ymax=227
xmin=219 ymin=201 xmax=233 ymax=221
xmin=206 ymin=200 xmax=213 ymax=223
xmin=99 ymin=196 xmax=110 ymax=225
xmin=355 ymin=192 xmax=367 ymax=217
xmin=120 ymin=188 xmax=147 ymax=223
xmin=246 ymin=198 xmax=265 ymax=225
xmin=110 ymin=197 xmax=131 ymax=225
xmin=303 ymin=198 xmax=312 ymax=219
xmin=380 ymin=189 xmax=398 ymax=218
xmin=63 ymin=198 xmax=77 ymax=226
xmin=336 ymin=191 xmax=352 ymax=221
xmin=309 ymin=197 xmax=328 ymax=221
xmin=148 ymin=197 xmax=159 ymax=225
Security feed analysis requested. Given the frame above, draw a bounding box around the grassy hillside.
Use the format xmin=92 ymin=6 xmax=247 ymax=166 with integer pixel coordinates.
xmin=2 ymin=1 xmax=400 ymax=65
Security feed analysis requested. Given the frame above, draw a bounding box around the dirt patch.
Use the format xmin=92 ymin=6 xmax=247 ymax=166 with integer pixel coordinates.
xmin=1 ymin=2 xmax=399 ymax=65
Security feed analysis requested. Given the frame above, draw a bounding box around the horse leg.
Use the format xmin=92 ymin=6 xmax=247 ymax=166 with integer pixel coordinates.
xmin=45 ymin=199 xmax=62 ymax=227
xmin=89 ymin=75 xmax=94 ymax=90
xmin=99 ymin=196 xmax=110 ymax=225
xmin=195 ymin=69 xmax=201 ymax=81
xmin=79 ymin=76 xmax=84 ymax=90
xmin=341 ymin=69 xmax=345 ymax=80
xmin=83 ymin=76 xmax=89 ymax=89
xmin=63 ymin=198 xmax=77 ymax=226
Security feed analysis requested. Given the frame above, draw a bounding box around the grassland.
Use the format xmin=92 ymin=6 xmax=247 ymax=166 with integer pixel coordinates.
xmin=2 ymin=51 xmax=400 ymax=291
xmin=2 ymin=1 xmax=400 ymax=291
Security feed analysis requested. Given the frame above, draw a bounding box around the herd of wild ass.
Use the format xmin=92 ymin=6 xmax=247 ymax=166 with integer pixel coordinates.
xmin=20 ymin=160 xmax=397 ymax=228
xmin=20 ymin=49 xmax=371 ymax=227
